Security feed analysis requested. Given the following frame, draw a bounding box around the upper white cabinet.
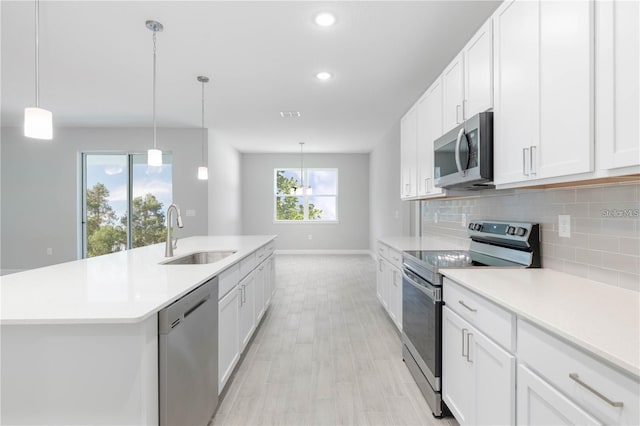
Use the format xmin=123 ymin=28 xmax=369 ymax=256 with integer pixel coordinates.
xmin=463 ymin=20 xmax=493 ymax=120
xmin=596 ymin=0 xmax=640 ymax=171
xmin=417 ymin=78 xmax=445 ymax=198
xmin=494 ymin=0 xmax=594 ymax=186
xmin=442 ymin=53 xmax=465 ymax=133
xmin=400 ymin=107 xmax=418 ymax=198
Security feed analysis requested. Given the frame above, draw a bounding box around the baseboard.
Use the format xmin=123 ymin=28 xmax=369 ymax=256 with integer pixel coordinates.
xmin=1 ymin=269 xmax=25 ymax=276
xmin=275 ymin=249 xmax=372 ymax=255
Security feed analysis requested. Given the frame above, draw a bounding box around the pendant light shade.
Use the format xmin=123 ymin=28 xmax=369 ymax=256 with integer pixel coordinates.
xmin=147 ymin=148 xmax=163 ymax=167
xmin=24 ymin=0 xmax=52 ymax=140
xmin=289 ymin=142 xmax=311 ymax=195
xmin=197 ymin=76 xmax=210 ymax=180
xmin=24 ymin=107 xmax=52 ymax=139
xmin=197 ymin=166 xmax=209 ymax=180
xmin=146 ymin=20 xmax=163 ymax=166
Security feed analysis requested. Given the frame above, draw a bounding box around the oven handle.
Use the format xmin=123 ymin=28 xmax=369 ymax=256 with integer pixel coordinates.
xmin=402 ymin=270 xmax=440 ymax=302
xmin=455 ymin=127 xmax=467 ymax=177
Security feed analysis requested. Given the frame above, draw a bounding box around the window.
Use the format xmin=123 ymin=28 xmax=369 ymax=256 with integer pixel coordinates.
xmin=82 ymin=153 xmax=172 ymax=258
xmin=274 ymin=168 xmax=338 ymax=222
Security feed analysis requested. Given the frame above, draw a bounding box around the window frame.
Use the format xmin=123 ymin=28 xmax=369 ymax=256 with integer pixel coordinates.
xmin=273 ymin=167 xmax=339 ymax=224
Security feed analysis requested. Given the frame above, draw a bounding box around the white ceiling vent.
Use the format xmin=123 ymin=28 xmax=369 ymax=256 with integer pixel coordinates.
xmin=280 ymin=111 xmax=301 ymax=118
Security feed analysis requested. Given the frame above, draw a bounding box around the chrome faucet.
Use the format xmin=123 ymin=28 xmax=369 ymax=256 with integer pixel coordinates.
xmin=165 ymin=203 xmax=184 ymax=257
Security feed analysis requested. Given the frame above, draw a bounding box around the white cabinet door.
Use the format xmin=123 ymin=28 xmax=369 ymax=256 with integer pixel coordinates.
xmin=442 ymin=53 xmax=465 ymax=133
xmin=264 ymin=256 xmax=274 ymax=308
xmin=493 ymin=0 xmax=539 ymax=185
xmin=471 ymin=322 xmax=515 ymax=426
xmin=517 ymin=364 xmax=603 ymax=426
xmin=417 ymin=78 xmax=445 ymax=198
xmin=464 ymin=19 xmax=493 ymax=119
xmin=255 ymin=263 xmax=265 ymax=322
xmin=388 ymin=265 xmax=402 ymax=331
xmin=443 ymin=306 xmax=515 ymax=426
xmin=400 ymin=107 xmax=418 ymax=198
xmin=443 ymin=307 xmax=474 ymax=425
xmin=238 ymin=272 xmax=256 ymax=351
xmin=537 ymin=0 xmax=593 ymax=179
xmin=218 ymin=285 xmax=240 ymax=393
xmin=376 ymin=257 xmax=388 ymax=308
xmin=596 ymin=0 xmax=640 ymax=170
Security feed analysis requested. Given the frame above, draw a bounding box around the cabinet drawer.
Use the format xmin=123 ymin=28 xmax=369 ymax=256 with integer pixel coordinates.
xmin=265 ymin=241 xmax=275 ymax=256
xmin=518 ymin=319 xmax=639 ymax=425
xmin=219 ymin=263 xmax=240 ymax=300
xmin=239 ymin=252 xmax=256 ymax=278
xmin=255 ymin=246 xmax=267 ymax=264
xmin=388 ymin=248 xmax=403 ymax=269
xmin=443 ymin=278 xmax=515 ymax=351
xmin=377 ymin=242 xmax=388 ymax=259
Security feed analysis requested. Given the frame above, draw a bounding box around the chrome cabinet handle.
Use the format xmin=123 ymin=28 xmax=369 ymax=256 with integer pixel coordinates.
xmin=530 ymin=145 xmax=537 ymax=176
xmin=466 ymin=332 xmax=473 ymax=363
xmin=405 ymin=183 xmax=411 ymax=195
xmin=522 ymin=147 xmax=530 ymax=176
xmin=569 ymin=373 xmax=623 ymax=407
xmin=461 ymin=329 xmax=468 ymax=357
xmin=458 ymin=300 xmax=477 ymax=312
xmin=462 ymin=99 xmax=467 ymax=121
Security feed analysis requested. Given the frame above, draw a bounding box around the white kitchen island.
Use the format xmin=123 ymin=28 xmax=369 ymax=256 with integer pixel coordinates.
xmin=0 ymin=235 xmax=276 ymax=425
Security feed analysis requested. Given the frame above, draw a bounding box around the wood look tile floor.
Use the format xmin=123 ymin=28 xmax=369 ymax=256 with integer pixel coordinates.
xmin=213 ymin=255 xmax=459 ymax=426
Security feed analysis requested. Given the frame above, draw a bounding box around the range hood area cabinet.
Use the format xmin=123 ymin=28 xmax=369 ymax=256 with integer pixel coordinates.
xmin=401 ymin=19 xmax=493 ymax=201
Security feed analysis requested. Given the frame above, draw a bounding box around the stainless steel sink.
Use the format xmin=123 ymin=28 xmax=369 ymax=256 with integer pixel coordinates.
xmin=161 ymin=250 xmax=237 ymax=265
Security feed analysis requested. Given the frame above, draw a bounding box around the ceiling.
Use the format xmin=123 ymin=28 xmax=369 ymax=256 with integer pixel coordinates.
xmin=1 ymin=1 xmax=501 ymax=153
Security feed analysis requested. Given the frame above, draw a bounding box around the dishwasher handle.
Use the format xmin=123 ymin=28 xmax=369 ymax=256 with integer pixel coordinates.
xmin=159 ymin=277 xmax=218 ymax=335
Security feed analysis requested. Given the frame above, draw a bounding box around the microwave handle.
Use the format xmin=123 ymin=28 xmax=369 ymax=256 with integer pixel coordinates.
xmin=455 ymin=127 xmax=467 ymax=177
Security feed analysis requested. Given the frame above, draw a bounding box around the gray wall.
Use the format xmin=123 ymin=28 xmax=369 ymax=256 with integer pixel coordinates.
xmin=1 ymin=127 xmax=208 ymax=272
xmin=242 ymin=153 xmax=369 ymax=251
xmin=421 ymin=183 xmax=640 ymax=291
xmin=208 ymin=131 xmax=242 ymax=235
xmin=369 ymin=123 xmax=411 ymax=251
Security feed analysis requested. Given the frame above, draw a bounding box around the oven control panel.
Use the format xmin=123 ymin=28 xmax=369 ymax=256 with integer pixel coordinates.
xmin=467 ymin=221 xmax=538 ymax=243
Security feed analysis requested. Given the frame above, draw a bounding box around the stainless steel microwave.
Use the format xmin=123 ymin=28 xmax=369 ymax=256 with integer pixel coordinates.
xmin=433 ymin=112 xmax=493 ymax=190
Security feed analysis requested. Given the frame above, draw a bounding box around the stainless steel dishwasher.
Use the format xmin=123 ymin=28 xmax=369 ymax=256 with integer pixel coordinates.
xmin=159 ymin=277 xmax=218 ymax=426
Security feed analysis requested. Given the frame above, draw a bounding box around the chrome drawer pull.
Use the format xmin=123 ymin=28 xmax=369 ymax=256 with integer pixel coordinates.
xmin=461 ymin=329 xmax=468 ymax=357
xmin=466 ymin=332 xmax=473 ymax=363
xmin=458 ymin=300 xmax=477 ymax=312
xmin=569 ymin=373 xmax=624 ymax=408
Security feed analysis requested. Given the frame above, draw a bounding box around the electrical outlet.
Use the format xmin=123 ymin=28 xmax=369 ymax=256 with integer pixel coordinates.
xmin=461 ymin=213 xmax=467 ymax=227
xmin=308 ymin=234 xmax=313 ymax=240
xmin=558 ymin=215 xmax=571 ymax=238
xmin=46 ymin=248 xmax=53 ymax=256
xmin=434 ymin=212 xmax=438 ymax=223
xmin=394 ymin=210 xmax=399 ymax=220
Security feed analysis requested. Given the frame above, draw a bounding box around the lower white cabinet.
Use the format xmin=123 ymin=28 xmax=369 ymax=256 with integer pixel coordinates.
xmin=517 ymin=364 xmax=602 ymax=426
xmin=255 ymin=264 xmax=265 ymax=322
xmin=218 ymin=286 xmax=240 ymax=392
xmin=238 ymin=271 xmax=256 ymax=351
xmin=376 ymin=242 xmax=403 ymax=332
xmin=442 ymin=306 xmax=515 ymax=426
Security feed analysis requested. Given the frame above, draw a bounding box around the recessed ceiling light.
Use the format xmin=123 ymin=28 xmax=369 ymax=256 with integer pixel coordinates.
xmin=316 ymin=71 xmax=333 ymax=81
xmin=280 ymin=111 xmax=301 ymax=118
xmin=315 ymin=12 xmax=336 ymax=27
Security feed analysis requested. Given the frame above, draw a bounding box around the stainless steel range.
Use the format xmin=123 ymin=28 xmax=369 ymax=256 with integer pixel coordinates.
xmin=401 ymin=221 xmax=541 ymax=417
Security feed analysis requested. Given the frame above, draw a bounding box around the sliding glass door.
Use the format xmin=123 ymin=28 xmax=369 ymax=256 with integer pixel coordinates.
xmin=82 ymin=153 xmax=172 ymax=258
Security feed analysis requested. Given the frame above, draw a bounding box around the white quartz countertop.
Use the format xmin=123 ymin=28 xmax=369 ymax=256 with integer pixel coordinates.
xmin=0 ymin=235 xmax=276 ymax=325
xmin=378 ymin=235 xmax=470 ymax=252
xmin=442 ymin=268 xmax=640 ymax=378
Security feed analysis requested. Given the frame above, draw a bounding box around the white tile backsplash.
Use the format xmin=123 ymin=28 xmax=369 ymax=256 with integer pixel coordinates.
xmin=421 ymin=182 xmax=640 ymax=291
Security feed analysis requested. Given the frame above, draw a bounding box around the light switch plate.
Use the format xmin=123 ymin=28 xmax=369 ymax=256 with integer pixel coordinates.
xmin=186 ymin=209 xmax=196 ymax=217
xmin=558 ymin=215 xmax=571 ymax=238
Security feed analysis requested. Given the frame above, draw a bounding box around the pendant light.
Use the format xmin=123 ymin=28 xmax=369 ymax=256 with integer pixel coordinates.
xmin=24 ymin=0 xmax=52 ymax=140
xmin=146 ymin=20 xmax=163 ymax=167
xmin=197 ymin=76 xmax=209 ymax=180
xmin=289 ymin=142 xmax=312 ymax=195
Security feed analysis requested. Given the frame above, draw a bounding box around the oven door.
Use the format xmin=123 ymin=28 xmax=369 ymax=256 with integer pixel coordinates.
xmin=402 ymin=267 xmax=443 ymax=391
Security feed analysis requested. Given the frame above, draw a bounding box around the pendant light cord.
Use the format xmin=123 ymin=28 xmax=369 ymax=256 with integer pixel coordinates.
xmin=300 ymin=142 xmax=304 ymax=188
xmin=152 ymin=31 xmax=157 ymax=149
xmin=34 ymin=0 xmax=40 ymax=107
xmin=201 ymin=80 xmax=205 ymax=163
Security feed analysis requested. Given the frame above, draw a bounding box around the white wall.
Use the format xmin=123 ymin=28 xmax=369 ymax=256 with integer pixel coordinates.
xmin=369 ymin=122 xmax=411 ymax=251
xmin=207 ymin=131 xmax=242 ymax=235
xmin=241 ymin=153 xmax=369 ymax=251
xmin=1 ymin=127 xmax=208 ymax=272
